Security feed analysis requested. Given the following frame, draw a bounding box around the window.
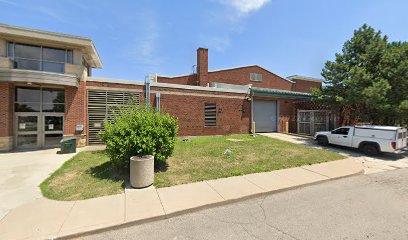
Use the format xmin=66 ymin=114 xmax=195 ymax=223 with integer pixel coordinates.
xmin=250 ymin=73 xmax=262 ymax=82
xmin=15 ymin=87 xmax=64 ymax=113
xmin=42 ymin=88 xmax=65 ymax=112
xmin=15 ymin=87 xmax=41 ymax=112
xmin=204 ymin=103 xmax=217 ymax=127
xmin=7 ymin=42 xmax=73 ymax=73
xmin=331 ymin=127 xmax=350 ymax=135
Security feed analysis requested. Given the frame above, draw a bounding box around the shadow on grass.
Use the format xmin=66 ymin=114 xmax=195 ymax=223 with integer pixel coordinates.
xmin=88 ymin=158 xmax=169 ymax=188
xmin=154 ymin=159 xmax=168 ymax=173
xmin=88 ymin=161 xmax=129 ymax=188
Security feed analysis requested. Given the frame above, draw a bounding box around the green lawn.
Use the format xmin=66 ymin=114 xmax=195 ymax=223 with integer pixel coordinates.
xmin=40 ymin=134 xmax=344 ymax=200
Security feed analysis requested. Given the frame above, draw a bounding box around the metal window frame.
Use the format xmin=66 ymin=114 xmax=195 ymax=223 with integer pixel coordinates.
xmin=250 ymin=73 xmax=263 ymax=82
xmin=7 ymin=41 xmax=73 ymax=73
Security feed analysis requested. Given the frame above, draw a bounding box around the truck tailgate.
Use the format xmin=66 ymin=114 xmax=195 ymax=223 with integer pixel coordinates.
xmin=396 ymin=128 xmax=407 ymax=149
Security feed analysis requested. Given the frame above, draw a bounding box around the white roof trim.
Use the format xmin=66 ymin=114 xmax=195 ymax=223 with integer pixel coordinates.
xmin=88 ymin=77 xmax=248 ymax=94
xmin=87 ymin=77 xmax=145 ymax=86
xmin=287 ymin=75 xmax=324 ymax=83
xmin=0 ymin=23 xmax=102 ymax=68
xmin=152 ymin=82 xmax=249 ymax=94
xmin=0 ymin=69 xmax=78 ymax=86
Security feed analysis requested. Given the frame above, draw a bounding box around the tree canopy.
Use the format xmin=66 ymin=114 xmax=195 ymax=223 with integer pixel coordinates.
xmin=313 ymin=24 xmax=408 ymax=126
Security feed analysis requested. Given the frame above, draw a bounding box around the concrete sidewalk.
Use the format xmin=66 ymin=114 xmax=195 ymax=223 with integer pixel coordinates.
xmin=0 ymin=158 xmax=363 ymax=240
xmin=259 ymin=132 xmax=408 ymax=174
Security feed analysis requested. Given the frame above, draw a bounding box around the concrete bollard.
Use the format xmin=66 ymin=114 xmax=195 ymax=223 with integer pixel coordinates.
xmin=130 ymin=155 xmax=154 ymax=188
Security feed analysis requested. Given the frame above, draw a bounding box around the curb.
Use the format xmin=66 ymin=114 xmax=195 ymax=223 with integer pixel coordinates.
xmin=55 ymin=168 xmax=364 ymax=240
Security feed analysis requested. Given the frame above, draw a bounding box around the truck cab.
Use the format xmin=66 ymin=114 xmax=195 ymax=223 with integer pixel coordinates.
xmin=315 ymin=126 xmax=407 ymax=156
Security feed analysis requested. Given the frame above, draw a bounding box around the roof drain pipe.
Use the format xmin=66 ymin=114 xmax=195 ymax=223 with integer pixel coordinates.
xmin=145 ymin=75 xmax=150 ymax=110
xmin=249 ymin=85 xmax=255 ymax=137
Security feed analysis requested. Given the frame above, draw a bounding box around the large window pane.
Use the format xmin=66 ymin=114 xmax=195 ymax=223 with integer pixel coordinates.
xmin=17 ymin=134 xmax=38 ymax=147
xmin=66 ymin=50 xmax=73 ymax=64
xmin=14 ymin=58 xmax=41 ymax=71
xmin=44 ymin=116 xmax=63 ymax=131
xmin=43 ymin=47 xmax=65 ymax=62
xmin=7 ymin=42 xmax=14 ymax=57
xmin=42 ymin=104 xmax=64 ymax=112
xmin=44 ymin=133 xmax=63 ymax=146
xmin=15 ymin=44 xmax=41 ymax=59
xmin=15 ymin=103 xmax=41 ymax=112
xmin=15 ymin=87 xmax=41 ymax=102
xmin=17 ymin=116 xmax=38 ymax=131
xmin=42 ymin=61 xmax=64 ymax=73
xmin=42 ymin=88 xmax=64 ymax=103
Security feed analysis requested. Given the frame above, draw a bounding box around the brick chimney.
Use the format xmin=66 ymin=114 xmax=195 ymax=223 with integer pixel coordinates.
xmin=197 ymin=48 xmax=209 ymax=86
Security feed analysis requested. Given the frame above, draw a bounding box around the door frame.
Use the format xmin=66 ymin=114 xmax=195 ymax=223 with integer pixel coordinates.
xmin=14 ymin=112 xmax=64 ymax=149
xmin=253 ymin=99 xmax=278 ymax=133
xmin=42 ymin=113 xmax=64 ymax=147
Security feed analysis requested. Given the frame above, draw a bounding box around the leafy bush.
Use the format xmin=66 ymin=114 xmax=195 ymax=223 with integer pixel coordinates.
xmin=98 ymin=104 xmax=178 ymax=169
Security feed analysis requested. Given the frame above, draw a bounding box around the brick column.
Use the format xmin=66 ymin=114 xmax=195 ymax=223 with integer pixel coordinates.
xmin=64 ymin=81 xmax=87 ymax=147
xmin=0 ymin=83 xmax=14 ymax=151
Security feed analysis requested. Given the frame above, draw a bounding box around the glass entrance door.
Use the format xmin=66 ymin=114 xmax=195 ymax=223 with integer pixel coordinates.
xmin=43 ymin=115 xmax=64 ymax=147
xmin=15 ymin=113 xmax=64 ymax=148
xmin=14 ymin=86 xmax=65 ymax=149
xmin=16 ymin=114 xmax=40 ymax=148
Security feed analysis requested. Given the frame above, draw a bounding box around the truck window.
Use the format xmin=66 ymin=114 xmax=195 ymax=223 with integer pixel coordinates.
xmin=331 ymin=127 xmax=350 ymax=135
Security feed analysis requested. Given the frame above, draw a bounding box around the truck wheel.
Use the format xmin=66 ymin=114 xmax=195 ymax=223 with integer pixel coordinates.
xmin=361 ymin=144 xmax=379 ymax=156
xmin=316 ymin=136 xmax=329 ymax=146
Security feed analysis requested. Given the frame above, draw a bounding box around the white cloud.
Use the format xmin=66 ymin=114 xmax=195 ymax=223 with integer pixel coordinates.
xmin=128 ymin=20 xmax=162 ymax=67
xmin=199 ymin=34 xmax=231 ymax=52
xmin=0 ymin=0 xmax=66 ymax=23
xmin=220 ymin=0 xmax=271 ymax=15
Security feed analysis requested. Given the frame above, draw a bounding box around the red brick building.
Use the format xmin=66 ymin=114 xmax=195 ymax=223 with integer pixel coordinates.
xmin=0 ymin=24 xmax=323 ymax=151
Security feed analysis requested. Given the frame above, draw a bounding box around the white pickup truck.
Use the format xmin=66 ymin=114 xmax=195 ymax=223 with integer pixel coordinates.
xmin=314 ymin=125 xmax=407 ymax=156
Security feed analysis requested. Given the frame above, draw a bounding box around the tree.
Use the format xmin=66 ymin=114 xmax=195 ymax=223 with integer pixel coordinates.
xmin=313 ymin=24 xmax=408 ymax=126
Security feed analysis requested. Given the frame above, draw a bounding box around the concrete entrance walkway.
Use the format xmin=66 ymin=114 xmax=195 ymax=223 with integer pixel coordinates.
xmin=0 ymin=148 xmax=78 ymax=220
xmin=259 ymin=133 xmax=408 ymax=174
xmin=0 ymin=158 xmax=363 ymax=240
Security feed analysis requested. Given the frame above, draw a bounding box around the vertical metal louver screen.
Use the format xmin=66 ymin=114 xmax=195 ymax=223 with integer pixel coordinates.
xmin=204 ymin=103 xmax=217 ymax=127
xmin=88 ymin=90 xmax=140 ymax=144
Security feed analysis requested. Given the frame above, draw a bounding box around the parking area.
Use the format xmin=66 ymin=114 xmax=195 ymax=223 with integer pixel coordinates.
xmin=259 ymin=133 xmax=408 ymax=175
xmin=0 ymin=148 xmax=78 ymax=220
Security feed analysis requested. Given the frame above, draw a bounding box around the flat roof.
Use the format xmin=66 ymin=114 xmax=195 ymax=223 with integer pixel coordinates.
xmin=0 ymin=23 xmax=102 ymax=68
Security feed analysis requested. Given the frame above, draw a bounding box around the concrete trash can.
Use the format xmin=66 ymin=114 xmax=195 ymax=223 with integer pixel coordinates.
xmin=130 ymin=155 xmax=154 ymax=188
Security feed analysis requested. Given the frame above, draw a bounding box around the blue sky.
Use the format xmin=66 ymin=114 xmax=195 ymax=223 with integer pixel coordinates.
xmin=1 ymin=0 xmax=408 ymax=81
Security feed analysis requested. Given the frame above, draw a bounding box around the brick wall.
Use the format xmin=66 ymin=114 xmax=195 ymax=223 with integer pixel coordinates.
xmin=208 ymin=66 xmax=293 ymax=90
xmin=158 ymin=66 xmax=295 ymax=91
xmin=0 ymin=82 xmax=13 ymax=137
xmin=0 ymin=83 xmax=13 ymax=150
xmin=64 ymin=82 xmax=87 ymax=145
xmin=291 ymin=79 xmax=321 ymax=93
xmin=197 ymin=48 xmax=209 ymax=86
xmin=150 ymin=87 xmax=251 ymax=136
xmin=279 ymin=99 xmax=297 ymax=133
xmin=157 ymin=75 xmax=198 ymax=85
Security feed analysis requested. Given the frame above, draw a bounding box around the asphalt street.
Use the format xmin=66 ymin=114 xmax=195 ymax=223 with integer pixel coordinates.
xmin=80 ymin=168 xmax=408 ymax=240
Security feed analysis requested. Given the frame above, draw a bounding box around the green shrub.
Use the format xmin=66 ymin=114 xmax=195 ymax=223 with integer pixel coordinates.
xmin=98 ymin=104 xmax=178 ymax=169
